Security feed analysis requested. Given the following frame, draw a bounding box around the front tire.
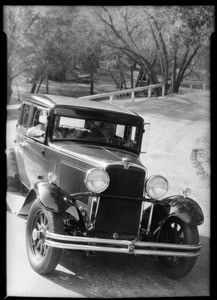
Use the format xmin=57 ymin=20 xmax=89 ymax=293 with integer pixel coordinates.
xmin=156 ymin=217 xmax=199 ymax=279
xmin=26 ymin=199 xmax=63 ymax=275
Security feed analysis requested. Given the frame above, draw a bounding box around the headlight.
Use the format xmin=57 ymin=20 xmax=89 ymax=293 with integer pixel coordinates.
xmin=145 ymin=175 xmax=169 ymax=199
xmin=85 ymin=168 xmax=110 ymax=193
xmin=48 ymin=172 xmax=57 ymax=183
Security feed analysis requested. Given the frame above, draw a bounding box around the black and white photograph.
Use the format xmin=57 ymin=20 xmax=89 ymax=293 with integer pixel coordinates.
xmin=5 ymin=5 xmax=213 ymax=297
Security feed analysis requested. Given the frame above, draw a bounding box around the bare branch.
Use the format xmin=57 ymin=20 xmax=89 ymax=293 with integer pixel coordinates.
xmin=177 ymin=44 xmax=201 ymax=83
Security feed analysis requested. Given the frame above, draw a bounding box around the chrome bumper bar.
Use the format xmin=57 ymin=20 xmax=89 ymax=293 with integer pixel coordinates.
xmin=45 ymin=232 xmax=201 ymax=257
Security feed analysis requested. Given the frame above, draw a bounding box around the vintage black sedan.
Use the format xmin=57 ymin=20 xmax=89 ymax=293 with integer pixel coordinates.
xmin=14 ymin=94 xmax=204 ymax=279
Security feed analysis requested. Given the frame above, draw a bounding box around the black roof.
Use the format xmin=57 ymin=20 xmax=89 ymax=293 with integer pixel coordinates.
xmin=29 ymin=94 xmax=140 ymax=118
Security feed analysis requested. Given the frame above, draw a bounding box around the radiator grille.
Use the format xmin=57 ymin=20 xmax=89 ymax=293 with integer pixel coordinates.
xmin=103 ymin=165 xmax=146 ymax=198
xmin=94 ymin=196 xmax=142 ymax=236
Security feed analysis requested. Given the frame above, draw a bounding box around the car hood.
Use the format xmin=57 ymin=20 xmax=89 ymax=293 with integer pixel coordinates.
xmin=51 ymin=141 xmax=144 ymax=169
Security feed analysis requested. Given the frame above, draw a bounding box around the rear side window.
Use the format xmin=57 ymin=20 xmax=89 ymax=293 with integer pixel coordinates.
xmin=30 ymin=107 xmax=49 ymax=127
xmin=26 ymin=107 xmax=49 ymax=142
xmin=21 ymin=104 xmax=31 ymax=128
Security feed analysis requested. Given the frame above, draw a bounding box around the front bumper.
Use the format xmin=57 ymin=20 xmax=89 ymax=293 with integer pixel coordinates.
xmin=45 ymin=232 xmax=201 ymax=257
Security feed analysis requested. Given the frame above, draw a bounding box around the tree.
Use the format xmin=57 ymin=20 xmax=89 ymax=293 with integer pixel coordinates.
xmin=96 ymin=6 xmax=161 ymax=94
xmin=96 ymin=6 xmax=214 ymax=95
xmin=26 ymin=6 xmax=79 ymax=93
xmin=4 ymin=6 xmax=79 ymax=100
xmin=4 ymin=6 xmax=42 ymax=101
xmin=145 ymin=6 xmax=214 ymax=93
xmin=74 ymin=15 xmax=102 ymax=95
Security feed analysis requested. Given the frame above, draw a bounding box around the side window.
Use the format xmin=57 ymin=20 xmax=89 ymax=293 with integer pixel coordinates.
xmin=21 ymin=104 xmax=31 ymax=128
xmin=27 ymin=107 xmax=48 ymax=142
xmin=130 ymin=126 xmax=137 ymax=141
xmin=116 ymin=124 xmax=125 ymax=139
xmin=31 ymin=107 xmax=48 ymax=127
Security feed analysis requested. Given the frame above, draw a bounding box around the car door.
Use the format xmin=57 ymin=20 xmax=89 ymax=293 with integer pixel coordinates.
xmin=24 ymin=106 xmax=49 ymax=187
xmin=15 ymin=102 xmax=32 ymax=187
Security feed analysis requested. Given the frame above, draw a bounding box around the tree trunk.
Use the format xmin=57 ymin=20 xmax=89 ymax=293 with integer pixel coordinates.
xmin=31 ymin=74 xmax=39 ymax=93
xmin=7 ymin=76 xmax=12 ymax=104
xmin=109 ymin=69 xmax=121 ymax=89
xmin=170 ymin=49 xmax=177 ymax=94
xmin=117 ymin=64 xmax=127 ymax=89
xmin=7 ymin=64 xmax=13 ymax=103
xmin=90 ymin=71 xmax=94 ymax=95
xmin=36 ymin=76 xmax=44 ymax=93
xmin=45 ymin=71 xmax=49 ymax=94
xmin=130 ymin=66 xmax=134 ymax=88
xmin=173 ymin=79 xmax=181 ymax=93
xmin=176 ymin=45 xmax=200 ymax=87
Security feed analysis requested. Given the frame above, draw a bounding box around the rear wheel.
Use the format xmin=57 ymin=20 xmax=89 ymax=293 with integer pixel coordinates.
xmin=26 ymin=199 xmax=63 ymax=275
xmin=156 ymin=217 xmax=199 ymax=279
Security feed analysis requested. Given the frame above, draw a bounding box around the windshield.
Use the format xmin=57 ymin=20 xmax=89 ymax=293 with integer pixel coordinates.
xmin=52 ymin=115 xmax=141 ymax=152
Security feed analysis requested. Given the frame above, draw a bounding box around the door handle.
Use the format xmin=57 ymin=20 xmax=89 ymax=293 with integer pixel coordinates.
xmin=41 ymin=149 xmax=46 ymax=157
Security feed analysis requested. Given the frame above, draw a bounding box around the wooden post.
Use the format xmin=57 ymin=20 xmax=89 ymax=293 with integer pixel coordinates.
xmin=131 ymin=91 xmax=135 ymax=102
xmin=109 ymin=95 xmax=113 ymax=104
xmin=162 ymin=85 xmax=165 ymax=96
xmin=148 ymin=88 xmax=151 ymax=98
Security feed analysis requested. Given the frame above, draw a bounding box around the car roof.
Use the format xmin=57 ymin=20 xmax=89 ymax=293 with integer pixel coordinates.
xmin=28 ymin=94 xmax=140 ymax=117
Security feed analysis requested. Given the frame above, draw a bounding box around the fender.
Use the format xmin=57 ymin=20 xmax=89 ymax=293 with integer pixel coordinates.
xmin=161 ymin=195 xmax=204 ymax=226
xmin=18 ymin=181 xmax=72 ymax=215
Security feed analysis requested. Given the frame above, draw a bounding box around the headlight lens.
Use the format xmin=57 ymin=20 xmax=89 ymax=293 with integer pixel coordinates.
xmin=145 ymin=175 xmax=169 ymax=199
xmin=85 ymin=168 xmax=110 ymax=193
xmin=48 ymin=172 xmax=57 ymax=183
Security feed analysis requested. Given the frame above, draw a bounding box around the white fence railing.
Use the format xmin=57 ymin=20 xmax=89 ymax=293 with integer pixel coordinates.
xmin=181 ymin=81 xmax=209 ymax=91
xmin=6 ymin=83 xmax=165 ymax=111
xmin=79 ymin=83 xmax=165 ymax=104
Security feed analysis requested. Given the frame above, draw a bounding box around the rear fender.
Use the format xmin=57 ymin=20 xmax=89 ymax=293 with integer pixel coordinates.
xmin=161 ymin=195 xmax=204 ymax=226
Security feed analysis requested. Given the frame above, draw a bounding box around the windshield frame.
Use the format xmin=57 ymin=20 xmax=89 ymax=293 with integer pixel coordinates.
xmin=48 ymin=106 xmax=144 ymax=154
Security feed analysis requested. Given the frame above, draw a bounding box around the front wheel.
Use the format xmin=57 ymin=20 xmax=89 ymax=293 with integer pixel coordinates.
xmin=156 ymin=217 xmax=199 ymax=279
xmin=26 ymin=199 xmax=63 ymax=275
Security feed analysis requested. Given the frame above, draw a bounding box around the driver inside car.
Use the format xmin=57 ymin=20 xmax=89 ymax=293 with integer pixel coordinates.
xmin=53 ymin=115 xmax=67 ymax=138
xmin=27 ymin=110 xmax=47 ymax=138
xmin=96 ymin=122 xmax=123 ymax=145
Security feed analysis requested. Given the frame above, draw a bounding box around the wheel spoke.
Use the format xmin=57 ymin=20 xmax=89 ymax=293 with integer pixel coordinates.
xmin=44 ymin=216 xmax=48 ymax=228
xmin=40 ymin=214 xmax=44 ymax=226
xmin=36 ymin=222 xmax=41 ymax=230
xmin=42 ymin=244 xmax=47 ymax=256
xmin=177 ymin=227 xmax=183 ymax=236
xmin=39 ymin=242 xmax=43 ymax=255
xmin=36 ymin=240 xmax=41 ymax=249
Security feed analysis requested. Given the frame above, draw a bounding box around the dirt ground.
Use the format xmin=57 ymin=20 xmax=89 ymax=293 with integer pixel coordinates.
xmin=6 ymin=88 xmax=210 ymax=297
xmin=7 ymin=88 xmax=210 ymax=237
xmin=104 ymin=89 xmax=210 ymax=237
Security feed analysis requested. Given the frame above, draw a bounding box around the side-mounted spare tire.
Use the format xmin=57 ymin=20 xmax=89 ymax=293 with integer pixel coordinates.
xmin=26 ymin=198 xmax=63 ymax=275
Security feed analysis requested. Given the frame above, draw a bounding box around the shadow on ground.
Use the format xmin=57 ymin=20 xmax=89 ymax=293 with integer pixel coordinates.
xmin=43 ymin=235 xmax=210 ymax=297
